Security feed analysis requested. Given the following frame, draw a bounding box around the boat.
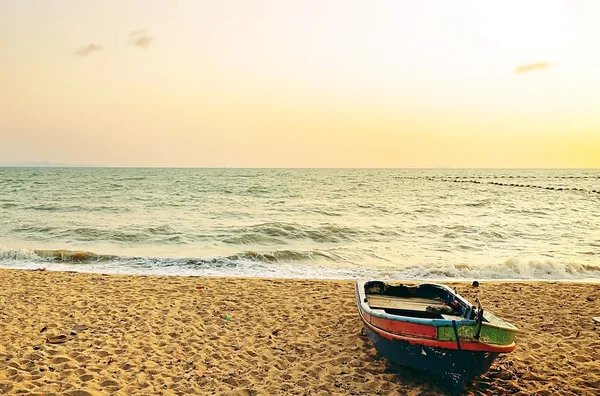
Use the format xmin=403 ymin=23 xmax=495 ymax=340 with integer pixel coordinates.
xmin=355 ymin=280 xmax=519 ymax=394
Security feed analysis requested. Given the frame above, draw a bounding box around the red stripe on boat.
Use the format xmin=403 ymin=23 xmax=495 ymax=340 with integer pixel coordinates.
xmin=364 ymin=312 xmax=438 ymax=339
xmin=359 ymin=308 xmax=516 ymax=353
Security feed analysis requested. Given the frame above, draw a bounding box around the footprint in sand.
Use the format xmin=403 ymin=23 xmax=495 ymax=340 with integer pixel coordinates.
xmin=80 ymin=374 xmax=94 ymax=382
xmin=100 ymin=379 xmax=120 ymax=388
xmin=66 ymin=391 xmax=95 ymax=396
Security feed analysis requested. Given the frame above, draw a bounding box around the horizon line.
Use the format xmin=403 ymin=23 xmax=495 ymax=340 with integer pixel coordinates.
xmin=1 ymin=165 xmax=599 ymax=170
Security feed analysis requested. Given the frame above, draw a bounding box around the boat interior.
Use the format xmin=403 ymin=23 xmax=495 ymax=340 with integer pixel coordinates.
xmin=364 ymin=281 xmax=474 ymax=321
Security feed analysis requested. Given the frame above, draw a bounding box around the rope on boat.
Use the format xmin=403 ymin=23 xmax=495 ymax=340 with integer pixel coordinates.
xmin=474 ymin=298 xmax=484 ymax=340
xmin=451 ymin=320 xmax=462 ymax=351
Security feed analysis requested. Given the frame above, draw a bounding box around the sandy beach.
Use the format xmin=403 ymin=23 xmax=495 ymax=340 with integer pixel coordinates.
xmin=0 ymin=269 xmax=598 ymax=395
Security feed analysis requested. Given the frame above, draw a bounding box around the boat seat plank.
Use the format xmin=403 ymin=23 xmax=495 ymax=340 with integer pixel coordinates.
xmin=366 ymin=294 xmax=445 ymax=312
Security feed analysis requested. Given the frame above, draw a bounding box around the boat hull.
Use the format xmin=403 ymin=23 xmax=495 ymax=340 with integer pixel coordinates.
xmin=363 ymin=323 xmax=499 ymax=393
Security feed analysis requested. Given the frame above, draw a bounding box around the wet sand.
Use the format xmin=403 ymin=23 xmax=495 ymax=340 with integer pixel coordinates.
xmin=0 ymin=269 xmax=599 ymax=395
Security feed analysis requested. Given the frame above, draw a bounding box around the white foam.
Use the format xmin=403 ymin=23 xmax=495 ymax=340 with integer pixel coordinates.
xmin=0 ymin=248 xmax=599 ymax=282
xmin=0 ymin=247 xmax=42 ymax=261
xmin=126 ymin=257 xmax=597 ymax=281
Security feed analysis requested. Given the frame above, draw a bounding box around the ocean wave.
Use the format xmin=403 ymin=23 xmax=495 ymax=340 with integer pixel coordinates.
xmin=145 ymin=225 xmax=179 ymax=235
xmin=119 ymin=176 xmax=147 ymax=181
xmin=229 ymin=249 xmax=340 ymax=263
xmin=1 ymin=248 xmax=598 ymax=281
xmin=356 ymin=203 xmax=392 ymax=213
xmin=10 ymin=225 xmax=183 ymax=243
xmin=34 ymin=249 xmax=117 ymax=262
xmin=247 ymin=186 xmax=271 ymax=193
xmin=0 ymin=248 xmax=339 ymax=265
xmin=65 ymin=228 xmax=146 ymax=242
xmin=423 ymin=258 xmax=600 ymax=280
xmin=25 ymin=204 xmax=62 ymax=211
xmin=311 ymin=209 xmax=343 ymax=217
xmin=464 ymin=199 xmax=493 ymax=208
xmin=222 ymin=235 xmax=287 ymax=245
xmin=228 ymin=222 xmax=361 ymax=244
xmin=21 ymin=204 xmax=130 ymax=213
xmin=91 ymin=205 xmax=132 ymax=213
xmin=0 ymin=248 xmax=43 ymax=261
xmin=9 ymin=221 xmax=375 ymax=245
xmin=0 ymin=248 xmax=114 ymax=262
xmin=12 ymin=225 xmax=60 ymax=234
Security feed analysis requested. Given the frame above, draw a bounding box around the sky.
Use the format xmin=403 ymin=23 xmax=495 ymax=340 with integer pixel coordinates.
xmin=1 ymin=0 xmax=599 ymax=168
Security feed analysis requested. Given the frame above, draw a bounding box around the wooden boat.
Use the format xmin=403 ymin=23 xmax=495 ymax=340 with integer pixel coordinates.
xmin=356 ymin=280 xmax=518 ymax=394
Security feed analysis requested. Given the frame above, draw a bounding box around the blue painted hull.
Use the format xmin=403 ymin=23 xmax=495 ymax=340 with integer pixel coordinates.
xmin=364 ymin=324 xmax=499 ymax=394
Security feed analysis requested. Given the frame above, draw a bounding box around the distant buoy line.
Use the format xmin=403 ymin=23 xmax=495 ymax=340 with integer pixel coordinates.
xmin=395 ymin=176 xmax=600 ymax=194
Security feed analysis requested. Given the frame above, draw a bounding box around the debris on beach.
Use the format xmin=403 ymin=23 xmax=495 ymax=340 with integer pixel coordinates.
xmin=40 ymin=326 xmax=48 ymax=333
xmin=46 ymin=335 xmax=68 ymax=344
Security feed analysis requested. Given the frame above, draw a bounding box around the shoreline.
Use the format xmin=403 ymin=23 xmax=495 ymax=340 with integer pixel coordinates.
xmin=1 ymin=269 xmax=599 ymax=395
xmin=1 ymin=264 xmax=599 ymax=284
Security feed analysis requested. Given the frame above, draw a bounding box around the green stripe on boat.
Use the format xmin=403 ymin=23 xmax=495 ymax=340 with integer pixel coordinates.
xmin=438 ymin=323 xmax=517 ymax=345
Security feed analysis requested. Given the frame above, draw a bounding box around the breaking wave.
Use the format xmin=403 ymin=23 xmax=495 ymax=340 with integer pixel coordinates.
xmin=1 ymin=248 xmax=598 ymax=281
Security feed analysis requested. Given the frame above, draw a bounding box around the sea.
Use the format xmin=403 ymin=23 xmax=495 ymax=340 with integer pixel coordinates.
xmin=1 ymin=168 xmax=599 ymax=281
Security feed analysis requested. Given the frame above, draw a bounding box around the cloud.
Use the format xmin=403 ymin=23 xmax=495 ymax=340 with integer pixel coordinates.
xmin=75 ymin=43 xmax=103 ymax=57
xmin=130 ymin=30 xmax=154 ymax=49
xmin=514 ymin=62 xmax=552 ymax=74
